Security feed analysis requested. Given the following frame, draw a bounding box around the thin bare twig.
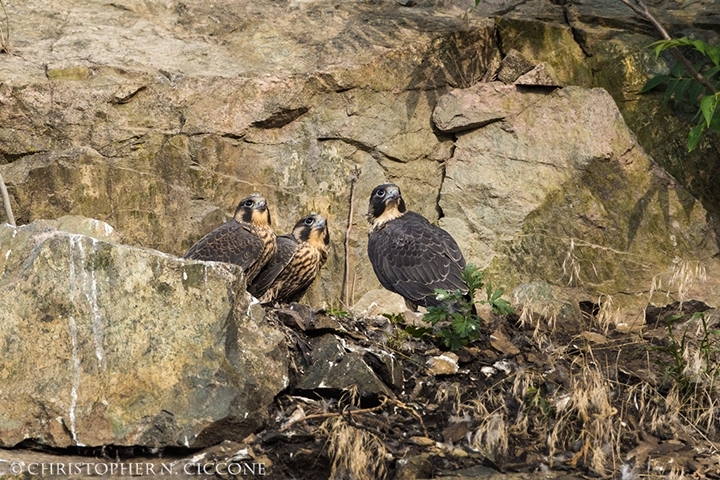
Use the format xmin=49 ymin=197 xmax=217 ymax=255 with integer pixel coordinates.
xmin=0 ymin=173 xmax=15 ymax=226
xmin=619 ymin=0 xmax=718 ymax=94
xmin=280 ymin=396 xmax=428 ymax=436
xmin=280 ymin=395 xmax=390 ymax=432
xmin=0 ymin=0 xmax=9 ymax=53
xmin=342 ymin=166 xmax=361 ymax=308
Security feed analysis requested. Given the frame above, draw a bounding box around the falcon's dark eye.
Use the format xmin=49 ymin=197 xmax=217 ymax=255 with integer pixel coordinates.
xmin=304 ymin=217 xmax=314 ymax=225
xmin=244 ymin=200 xmax=254 ymax=207
xmin=375 ymin=189 xmax=385 ymax=197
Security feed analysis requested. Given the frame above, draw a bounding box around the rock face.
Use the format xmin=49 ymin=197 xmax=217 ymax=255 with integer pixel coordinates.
xmin=0 ymin=0 xmax=499 ymax=307
xmin=0 ymin=0 xmax=718 ymax=315
xmin=437 ymin=85 xmax=720 ymax=322
xmin=0 ymin=218 xmax=288 ymax=448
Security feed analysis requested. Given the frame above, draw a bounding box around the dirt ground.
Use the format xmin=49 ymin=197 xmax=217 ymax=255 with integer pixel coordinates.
xmin=1 ymin=300 xmax=718 ymax=479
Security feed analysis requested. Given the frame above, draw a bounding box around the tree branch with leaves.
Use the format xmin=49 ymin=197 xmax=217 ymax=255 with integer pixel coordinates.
xmin=620 ymin=0 xmax=720 ymax=150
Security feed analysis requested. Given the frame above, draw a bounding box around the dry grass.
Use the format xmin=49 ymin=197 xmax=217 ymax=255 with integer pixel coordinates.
xmin=320 ymin=417 xmax=388 ymax=480
xmin=470 ymin=410 xmax=509 ymax=459
xmin=434 ymin=382 xmax=462 ymax=414
xmin=595 ymin=294 xmax=619 ymax=334
xmin=650 ymin=259 xmax=707 ymax=307
xmin=550 ymin=360 xmax=620 ymax=476
xmin=668 ymin=260 xmax=707 ymax=306
xmin=561 ymin=238 xmax=583 ymax=287
xmin=514 ymin=293 xmax=559 ymax=340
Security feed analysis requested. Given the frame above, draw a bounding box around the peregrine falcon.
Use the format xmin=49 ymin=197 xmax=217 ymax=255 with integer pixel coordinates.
xmin=184 ymin=193 xmax=276 ymax=285
xmin=366 ymin=183 xmax=467 ymax=310
xmin=248 ymin=213 xmax=330 ymax=304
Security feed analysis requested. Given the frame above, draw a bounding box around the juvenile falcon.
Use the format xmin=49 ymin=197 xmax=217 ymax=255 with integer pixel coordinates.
xmin=248 ymin=213 xmax=330 ymax=304
xmin=367 ymin=183 xmax=467 ymax=310
xmin=184 ymin=193 xmax=276 ymax=285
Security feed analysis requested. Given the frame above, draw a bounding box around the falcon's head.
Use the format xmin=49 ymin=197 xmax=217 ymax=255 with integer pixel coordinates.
xmin=367 ymin=183 xmax=407 ymax=228
xmin=293 ymin=213 xmax=330 ymax=250
xmin=234 ymin=193 xmax=272 ymax=226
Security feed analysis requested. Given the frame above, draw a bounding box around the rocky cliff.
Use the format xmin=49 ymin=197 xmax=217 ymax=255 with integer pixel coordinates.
xmin=1 ymin=0 xmax=719 ymax=457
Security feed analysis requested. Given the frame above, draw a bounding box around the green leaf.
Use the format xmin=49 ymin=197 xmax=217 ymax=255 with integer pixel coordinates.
xmin=424 ymin=306 xmax=449 ymax=325
xmin=706 ymin=45 xmax=720 ymax=66
xmin=688 ymin=81 xmax=703 ymax=105
xmin=688 ymin=123 xmax=704 ymax=152
xmin=405 ymin=325 xmax=432 ymax=338
xmin=639 ymin=75 xmax=672 ymax=93
xmin=705 ymin=65 xmax=720 ymax=81
xmin=673 ymin=78 xmax=692 ymax=105
xmin=670 ymin=62 xmax=686 ymax=78
xmin=690 ymin=38 xmax=707 ymax=55
xmin=701 ymin=94 xmax=718 ymax=127
xmin=491 ymin=298 xmax=515 ymax=316
xmin=710 ymin=108 xmax=720 ymax=130
xmin=650 ymin=39 xmax=676 ymax=58
xmin=664 ymin=78 xmax=680 ymax=105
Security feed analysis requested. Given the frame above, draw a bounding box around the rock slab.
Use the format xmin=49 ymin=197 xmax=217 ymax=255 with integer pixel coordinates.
xmin=0 ymin=217 xmax=288 ymax=448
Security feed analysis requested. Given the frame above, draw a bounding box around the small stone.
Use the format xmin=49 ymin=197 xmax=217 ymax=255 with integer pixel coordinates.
xmin=514 ymin=62 xmax=562 ymax=86
xmin=449 ymin=447 xmax=468 ymax=457
xmin=350 ymin=289 xmax=407 ymax=317
xmin=497 ymin=49 xmax=535 ymax=83
xmin=580 ymin=331 xmax=608 ymax=344
xmin=295 ymin=334 xmax=394 ymax=397
xmin=442 ymin=421 xmax=471 ymax=444
xmin=426 ymin=352 xmax=459 ymax=375
xmin=489 ymin=327 xmax=520 ymax=356
xmin=409 ymin=436 xmax=435 ymax=446
xmin=394 ymin=454 xmax=433 ymax=480
xmin=456 ymin=346 xmax=481 ymax=364
xmin=276 ymin=308 xmax=308 ymax=330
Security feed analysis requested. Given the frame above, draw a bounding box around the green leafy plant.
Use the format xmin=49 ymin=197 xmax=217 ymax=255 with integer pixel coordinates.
xmin=653 ymin=312 xmax=720 ymax=394
xmin=325 ymin=308 xmax=351 ymax=319
xmin=409 ymin=264 xmax=514 ymax=351
xmin=640 ymin=37 xmax=720 ymax=151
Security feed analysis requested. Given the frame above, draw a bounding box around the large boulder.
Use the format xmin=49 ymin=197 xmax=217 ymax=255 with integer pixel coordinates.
xmin=436 ymin=84 xmax=720 ymax=324
xmin=0 ymin=217 xmax=288 ymax=448
xmin=1 ymin=0 xmax=717 ymax=317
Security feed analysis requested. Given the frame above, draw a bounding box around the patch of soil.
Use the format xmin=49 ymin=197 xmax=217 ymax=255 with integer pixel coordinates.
xmin=1 ymin=301 xmax=719 ymax=479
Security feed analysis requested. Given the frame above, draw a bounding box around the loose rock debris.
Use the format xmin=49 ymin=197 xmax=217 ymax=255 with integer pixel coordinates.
xmin=2 ymin=301 xmax=720 ymax=479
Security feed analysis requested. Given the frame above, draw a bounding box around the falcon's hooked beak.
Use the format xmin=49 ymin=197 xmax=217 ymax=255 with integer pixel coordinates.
xmin=314 ymin=216 xmax=327 ymax=229
xmin=384 ymin=187 xmax=401 ymax=204
xmin=254 ymin=200 xmax=267 ymax=211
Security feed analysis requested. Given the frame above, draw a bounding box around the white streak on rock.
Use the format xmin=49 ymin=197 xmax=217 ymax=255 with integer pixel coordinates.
xmin=67 ymin=237 xmax=84 ymax=446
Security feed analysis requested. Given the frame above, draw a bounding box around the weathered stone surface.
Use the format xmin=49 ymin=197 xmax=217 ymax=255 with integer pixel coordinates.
xmin=26 ymin=215 xmax=123 ymax=243
xmin=426 ymin=352 xmax=460 ymax=376
xmin=512 ymin=282 xmax=585 ymax=334
xmin=497 ymin=49 xmax=535 ymax=84
xmin=350 ymin=288 xmax=408 ymax=318
xmin=295 ymin=334 xmax=393 ymax=397
xmin=1 ymin=0 xmax=718 ymax=323
xmin=0 ymin=0 xmax=499 ymax=307
xmin=363 ymin=349 xmax=404 ymax=389
xmin=494 ymin=17 xmax=594 ymax=87
xmin=514 ymin=63 xmax=561 ymax=87
xmin=0 ymin=219 xmax=288 ymax=448
xmin=433 ymin=83 xmax=550 ymax=133
xmin=439 ymin=85 xmax=720 ymax=321
xmin=395 ymin=454 xmax=434 ymax=480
